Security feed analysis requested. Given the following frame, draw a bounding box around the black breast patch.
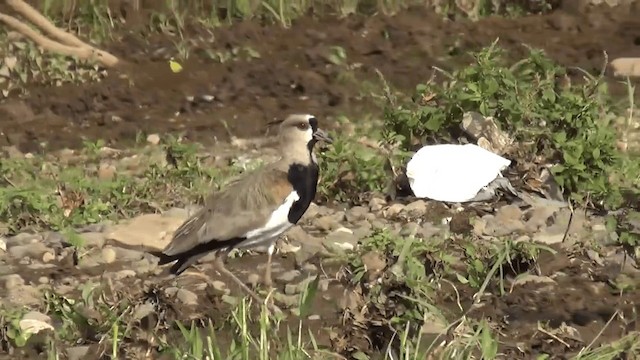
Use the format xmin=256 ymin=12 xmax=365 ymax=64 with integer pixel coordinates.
xmin=286 ymin=162 xmax=320 ymax=224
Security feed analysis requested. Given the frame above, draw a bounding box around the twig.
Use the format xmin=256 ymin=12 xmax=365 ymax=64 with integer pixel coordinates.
xmin=0 ymin=0 xmax=120 ymax=68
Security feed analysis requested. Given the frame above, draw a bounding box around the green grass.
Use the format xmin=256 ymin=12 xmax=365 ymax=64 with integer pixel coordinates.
xmin=0 ymin=135 xmax=244 ymax=236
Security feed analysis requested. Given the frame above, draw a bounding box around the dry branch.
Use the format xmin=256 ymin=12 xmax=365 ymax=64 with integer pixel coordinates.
xmin=0 ymin=0 xmax=121 ymax=68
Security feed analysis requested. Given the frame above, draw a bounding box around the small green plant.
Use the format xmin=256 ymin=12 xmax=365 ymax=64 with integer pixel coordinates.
xmin=0 ymin=308 xmax=32 ymax=348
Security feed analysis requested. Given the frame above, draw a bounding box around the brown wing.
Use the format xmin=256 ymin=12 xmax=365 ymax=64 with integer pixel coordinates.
xmin=161 ymin=164 xmax=293 ymax=257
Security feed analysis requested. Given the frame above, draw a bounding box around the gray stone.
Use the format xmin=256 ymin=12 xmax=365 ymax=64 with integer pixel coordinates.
xmin=319 ymin=279 xmax=330 ymax=292
xmin=420 ymin=222 xmax=444 ymax=238
xmin=101 ymin=247 xmax=117 ymax=264
xmin=368 ymin=197 xmax=386 ymax=212
xmin=132 ymin=303 xmax=155 ymax=321
xmin=284 ymin=284 xmax=298 ymax=295
xmin=314 ymin=215 xmax=340 ymax=232
xmin=277 ymin=270 xmax=301 ymax=283
xmin=1 ymin=273 xmax=25 ymax=288
xmin=131 ymin=258 xmax=158 ymax=275
xmin=66 ymin=346 xmax=91 ymax=360
xmin=113 ymin=247 xmax=145 ymax=262
xmin=6 ymin=233 xmax=41 ymax=247
xmin=79 ymin=232 xmax=107 ymax=248
xmin=247 ymin=273 xmax=261 ymax=288
xmin=78 ymin=223 xmax=108 ymax=233
xmin=163 ymin=207 xmax=189 ymax=219
xmin=210 ymin=280 xmax=228 ymax=294
xmin=524 ymin=206 xmax=557 ymax=232
xmin=274 ymin=293 xmax=299 ymax=308
xmin=345 ymin=206 xmax=369 ymax=222
xmin=323 ymin=228 xmax=358 ymax=251
xmin=383 ymin=203 xmax=405 ymax=218
xmin=176 ymin=289 xmax=198 ymax=305
xmin=301 ymin=263 xmax=318 ymax=273
xmin=400 ymin=223 xmax=421 ymax=237
xmin=8 ymin=242 xmax=53 ymax=260
xmin=403 ymin=200 xmax=427 ymax=217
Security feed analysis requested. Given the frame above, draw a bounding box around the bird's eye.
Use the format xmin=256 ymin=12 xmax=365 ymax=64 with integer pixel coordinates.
xmin=297 ymin=122 xmax=309 ymax=130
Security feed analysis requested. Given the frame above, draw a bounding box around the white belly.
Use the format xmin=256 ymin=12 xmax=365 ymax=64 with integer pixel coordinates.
xmin=239 ymin=191 xmax=299 ymax=249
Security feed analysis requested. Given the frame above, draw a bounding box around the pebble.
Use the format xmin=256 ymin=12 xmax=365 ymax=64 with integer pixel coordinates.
xmin=66 ymin=346 xmax=91 ymax=360
xmin=8 ymin=242 xmax=52 ymax=259
xmin=383 ymin=203 xmax=405 ymax=217
xmin=101 ymin=247 xmax=117 ymax=264
xmin=80 ymin=232 xmax=107 ymax=248
xmin=314 ymin=215 xmax=340 ymax=232
xmin=147 ymin=133 xmax=161 ymax=145
xmin=277 ymin=270 xmax=301 ymax=283
xmin=176 ymin=288 xmax=199 ymax=305
xmin=403 ymin=200 xmax=427 ymax=217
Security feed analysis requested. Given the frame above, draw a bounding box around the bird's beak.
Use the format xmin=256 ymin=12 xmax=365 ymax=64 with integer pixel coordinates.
xmin=313 ymin=128 xmax=333 ymax=144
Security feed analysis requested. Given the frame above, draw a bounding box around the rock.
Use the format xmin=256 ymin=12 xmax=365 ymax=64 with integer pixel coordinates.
xmin=403 ymin=200 xmax=427 ymax=217
xmin=176 ymin=289 xmax=198 ymax=306
xmin=361 ymin=250 xmax=386 ymax=281
xmin=147 ymin=134 xmax=161 ymax=145
xmin=420 ymin=222 xmax=444 ymax=238
xmin=286 ymin=226 xmax=321 ymax=249
xmin=511 ymin=274 xmax=556 ymax=288
xmin=314 ymin=215 xmax=340 ymax=232
xmin=284 ymin=284 xmax=298 ymax=295
xmin=532 ymin=231 xmax=565 ymax=244
xmin=323 ymin=228 xmax=358 ymax=251
xmin=131 ymin=258 xmax=158 ymax=275
xmin=101 ymin=247 xmax=117 ymax=264
xmin=368 ymin=197 xmax=386 ymax=212
xmin=301 ymin=203 xmax=321 ymax=221
xmin=6 ymin=233 xmax=40 ymax=247
xmin=383 ymin=203 xmax=405 ymax=218
xmin=483 ymin=205 xmax=525 ymax=236
xmin=42 ymin=251 xmax=55 ymax=263
xmin=301 ymin=263 xmax=318 ymax=273
xmin=8 ymin=242 xmax=53 ymax=260
xmin=98 ymin=162 xmax=116 ymax=181
xmin=400 ymin=223 xmax=421 ymax=237
xmin=208 ymin=280 xmax=226 ymax=292
xmin=107 ymin=214 xmax=187 ymax=250
xmin=351 ymin=222 xmax=373 ymax=239
xmin=277 ymin=270 xmax=301 ymax=283
xmin=79 ymin=232 xmax=107 ymax=248
xmin=524 ymin=206 xmax=557 ymax=232
xmin=610 ymin=57 xmax=640 ymax=77
xmin=1 ymin=274 xmax=41 ymax=306
xmin=274 ymin=293 xmax=299 ymax=308
xmin=449 ymin=211 xmax=474 ymax=235
xmin=163 ymin=207 xmax=189 ymax=219
xmin=1 ymin=274 xmax=25 ymax=288
xmin=0 ymin=237 xmax=6 ymax=252
xmin=345 ymin=206 xmax=369 ymax=222
xmin=66 ymin=346 xmax=91 ymax=360
xmin=247 ymin=273 xmax=261 ymax=288
xmin=107 ymin=270 xmax=137 ymax=281
xmin=112 ymin=247 xmax=145 ymax=262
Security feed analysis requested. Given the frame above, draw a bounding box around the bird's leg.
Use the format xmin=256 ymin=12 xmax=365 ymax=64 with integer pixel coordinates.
xmin=263 ymin=243 xmax=275 ymax=289
xmin=214 ymin=252 xmax=281 ymax=315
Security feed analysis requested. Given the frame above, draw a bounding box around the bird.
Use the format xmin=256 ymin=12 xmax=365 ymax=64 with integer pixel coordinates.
xmin=156 ymin=114 xmax=332 ymax=307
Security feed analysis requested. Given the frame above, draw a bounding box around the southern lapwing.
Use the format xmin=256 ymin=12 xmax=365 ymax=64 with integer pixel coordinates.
xmin=157 ymin=114 xmax=332 ymax=305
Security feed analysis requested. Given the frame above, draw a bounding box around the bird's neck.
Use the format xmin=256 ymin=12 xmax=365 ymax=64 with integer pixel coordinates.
xmin=279 ymin=142 xmax=317 ymax=167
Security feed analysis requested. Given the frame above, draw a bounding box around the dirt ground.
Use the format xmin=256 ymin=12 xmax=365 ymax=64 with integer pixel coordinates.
xmin=2 ymin=2 xmax=640 ymax=153
xmin=1 ymin=2 xmax=640 ymax=359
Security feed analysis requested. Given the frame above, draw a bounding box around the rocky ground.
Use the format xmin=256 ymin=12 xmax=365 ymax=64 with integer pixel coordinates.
xmin=0 ymin=140 xmax=639 ymax=359
xmin=1 ymin=0 xmax=640 ymax=359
